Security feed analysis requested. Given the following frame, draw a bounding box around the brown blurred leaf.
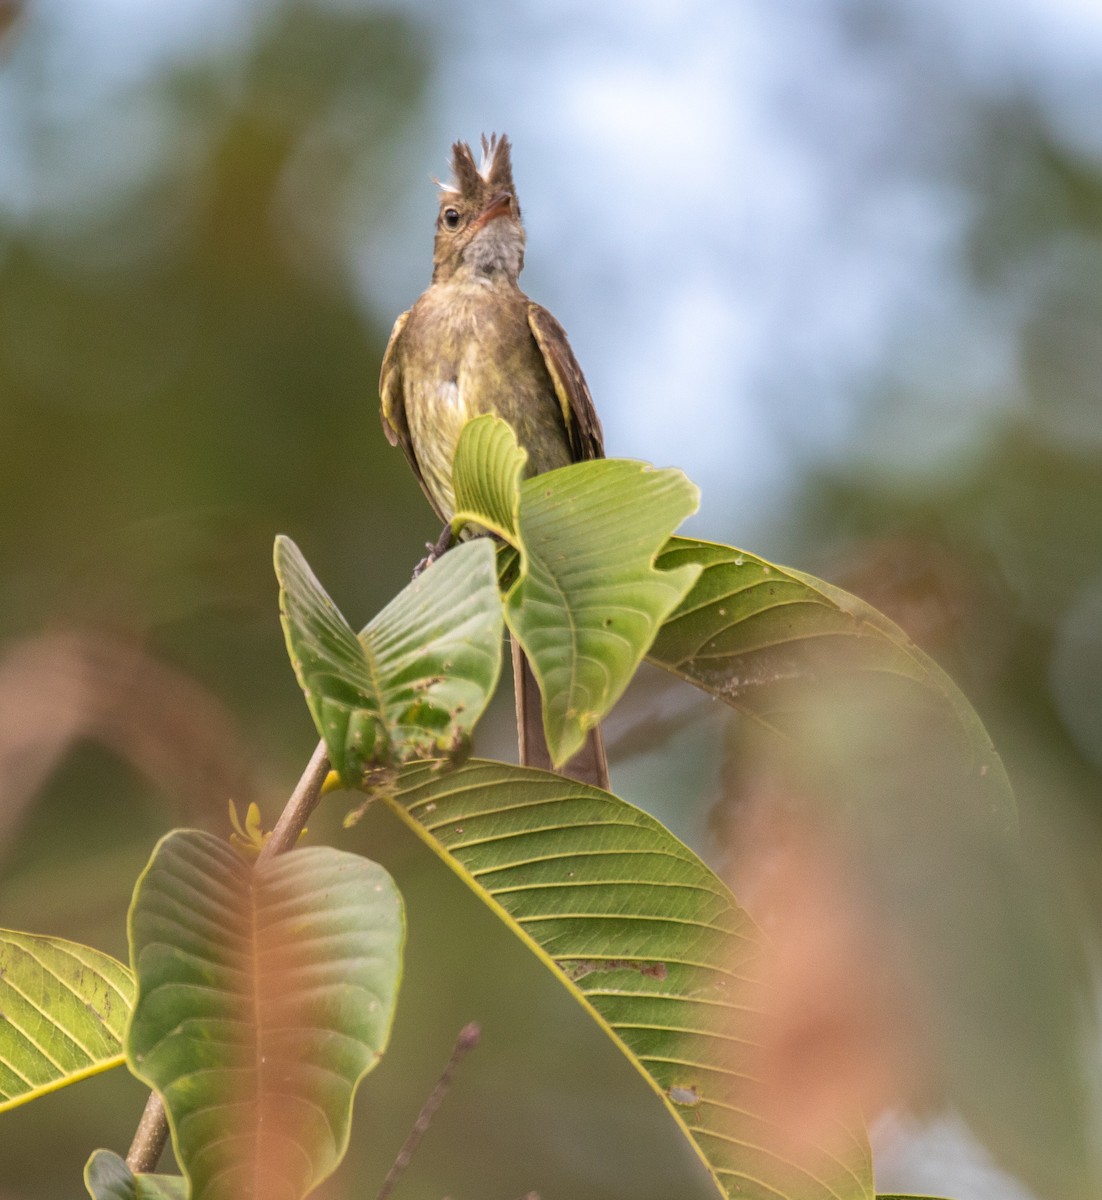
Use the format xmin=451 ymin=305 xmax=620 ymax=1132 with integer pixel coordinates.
xmin=714 ymin=672 xmax=1100 ymax=1200
xmin=829 ymin=534 xmax=1013 ymax=688
xmin=727 ymin=796 xmax=931 ymax=1152
xmin=0 ymin=630 xmax=254 ymax=859
xmin=0 ymin=2 xmax=23 ymax=43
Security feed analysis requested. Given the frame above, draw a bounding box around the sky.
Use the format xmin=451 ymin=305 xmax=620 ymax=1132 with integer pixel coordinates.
xmin=379 ymin=0 xmax=1102 ymax=546
xmin=4 ymin=0 xmax=1102 ymax=554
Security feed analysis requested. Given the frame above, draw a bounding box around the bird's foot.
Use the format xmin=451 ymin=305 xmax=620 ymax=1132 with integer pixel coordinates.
xmin=412 ymin=524 xmax=456 ymax=578
xmin=412 ymin=545 xmax=436 ymax=578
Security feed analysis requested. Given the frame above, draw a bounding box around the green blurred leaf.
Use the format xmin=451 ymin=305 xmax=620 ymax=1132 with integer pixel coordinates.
xmin=0 ymin=930 xmax=134 ymax=1112
xmin=126 ymin=830 xmax=404 ymax=1200
xmin=382 ymin=760 xmax=873 ymax=1200
xmin=276 ymin=534 xmax=503 ymax=786
xmin=647 ymin=537 xmax=1016 ymax=833
xmin=452 ymin=416 xmax=702 ymax=765
xmin=84 ymin=1150 xmax=186 ymax=1200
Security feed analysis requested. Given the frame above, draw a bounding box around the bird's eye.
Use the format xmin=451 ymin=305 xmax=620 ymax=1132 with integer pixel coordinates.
xmin=442 ymin=207 xmax=461 ymax=230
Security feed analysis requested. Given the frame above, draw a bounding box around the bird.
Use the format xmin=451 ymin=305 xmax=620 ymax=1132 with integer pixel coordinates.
xmin=378 ymin=133 xmax=608 ymax=790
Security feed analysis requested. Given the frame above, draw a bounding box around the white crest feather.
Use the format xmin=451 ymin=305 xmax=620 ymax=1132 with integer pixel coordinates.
xmin=478 ymin=134 xmax=500 ymax=182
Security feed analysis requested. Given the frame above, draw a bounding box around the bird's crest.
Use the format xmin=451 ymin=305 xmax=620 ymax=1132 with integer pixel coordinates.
xmin=436 ymin=133 xmax=518 ymax=210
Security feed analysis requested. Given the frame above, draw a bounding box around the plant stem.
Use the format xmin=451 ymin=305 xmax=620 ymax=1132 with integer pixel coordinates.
xmin=374 ymin=1023 xmax=481 ymax=1200
xmin=124 ymin=739 xmax=331 ymax=1174
xmin=125 ymin=1090 xmax=172 ymax=1174
xmin=257 ymin=739 xmax=330 ymax=863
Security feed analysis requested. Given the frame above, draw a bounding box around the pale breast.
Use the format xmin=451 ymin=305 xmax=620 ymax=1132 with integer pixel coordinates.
xmin=401 ymin=281 xmax=573 ymax=520
xmin=405 ymin=375 xmax=472 ymax=519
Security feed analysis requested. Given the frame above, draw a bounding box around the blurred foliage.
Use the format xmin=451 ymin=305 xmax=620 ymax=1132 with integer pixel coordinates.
xmin=0 ymin=2 xmax=437 ymax=832
xmin=736 ymin=69 xmax=1102 ymax=1200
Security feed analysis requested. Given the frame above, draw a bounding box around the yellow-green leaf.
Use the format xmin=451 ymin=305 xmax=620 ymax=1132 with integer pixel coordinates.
xmin=451 ymin=416 xmax=702 ymax=765
xmin=383 ymin=760 xmax=874 ymax=1200
xmin=0 ymin=929 xmax=134 ymax=1112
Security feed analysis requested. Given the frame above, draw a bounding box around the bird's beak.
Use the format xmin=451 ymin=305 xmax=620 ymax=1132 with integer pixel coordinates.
xmin=469 ymin=191 xmax=513 ymax=232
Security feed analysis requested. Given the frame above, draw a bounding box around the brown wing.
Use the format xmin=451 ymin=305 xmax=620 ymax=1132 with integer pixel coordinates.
xmin=527 ymin=303 xmax=605 ymax=463
xmin=379 ymin=308 xmax=428 ymax=489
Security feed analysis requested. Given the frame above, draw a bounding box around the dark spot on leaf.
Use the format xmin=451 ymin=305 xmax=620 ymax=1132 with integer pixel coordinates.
xmin=561 ymin=958 xmax=668 ymax=982
xmin=399 ymin=700 xmax=451 ymax=730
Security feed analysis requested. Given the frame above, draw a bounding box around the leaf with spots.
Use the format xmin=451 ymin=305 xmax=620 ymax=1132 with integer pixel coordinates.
xmin=647 ymin=537 xmax=1015 ymax=834
xmin=276 ymin=534 xmax=503 ymax=786
xmin=382 ymin=760 xmax=874 ymax=1200
xmin=0 ymin=929 xmax=134 ymax=1112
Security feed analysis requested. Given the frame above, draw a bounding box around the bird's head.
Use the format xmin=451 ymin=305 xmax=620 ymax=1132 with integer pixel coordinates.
xmin=432 ymin=133 xmax=525 ymax=284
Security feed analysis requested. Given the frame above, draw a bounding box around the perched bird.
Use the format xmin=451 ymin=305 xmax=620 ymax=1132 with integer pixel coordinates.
xmin=379 ymin=134 xmax=608 ymax=789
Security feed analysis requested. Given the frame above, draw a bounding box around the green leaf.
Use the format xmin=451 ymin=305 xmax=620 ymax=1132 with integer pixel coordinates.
xmin=276 ymin=533 xmax=504 ymax=786
xmin=126 ymin=830 xmax=404 ymax=1200
xmin=647 ymin=541 xmax=1102 ymax=1200
xmin=0 ymin=929 xmax=134 ymax=1112
xmin=84 ymin=1150 xmax=186 ymax=1200
xmin=451 ymin=416 xmax=702 ymax=765
xmin=511 ymin=464 xmax=701 ymax=763
xmin=647 ymin=536 xmax=1015 ymax=832
xmin=382 ymin=760 xmax=874 ymax=1200
xmin=451 ymin=408 xmax=524 ymax=539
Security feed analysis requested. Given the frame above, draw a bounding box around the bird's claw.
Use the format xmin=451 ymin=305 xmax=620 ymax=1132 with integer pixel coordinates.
xmin=412 ymin=543 xmax=437 ymax=578
xmin=412 ymin=525 xmax=456 ymax=578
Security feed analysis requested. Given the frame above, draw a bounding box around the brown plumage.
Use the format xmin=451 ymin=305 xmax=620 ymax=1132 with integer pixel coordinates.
xmin=379 ymin=134 xmax=608 ymax=790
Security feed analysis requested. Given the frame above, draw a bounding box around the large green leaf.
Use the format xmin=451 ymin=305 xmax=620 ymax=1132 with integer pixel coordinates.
xmin=126 ymin=830 xmax=404 ymax=1200
xmin=276 ymin=534 xmax=503 ymax=786
xmin=381 ymin=760 xmax=873 ymax=1200
xmin=647 ymin=541 xmax=1102 ymax=1200
xmin=452 ymin=416 xmax=702 ymax=765
xmin=84 ymin=1150 xmax=186 ymax=1200
xmin=0 ymin=929 xmax=134 ymax=1112
xmin=647 ymin=536 xmax=1015 ymax=832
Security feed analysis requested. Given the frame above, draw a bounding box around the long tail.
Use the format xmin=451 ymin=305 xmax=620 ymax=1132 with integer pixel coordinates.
xmin=511 ymin=636 xmax=609 ymax=790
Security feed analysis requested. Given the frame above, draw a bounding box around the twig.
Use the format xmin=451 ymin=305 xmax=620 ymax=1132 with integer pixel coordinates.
xmin=375 ymin=1022 xmax=482 ymax=1200
xmin=124 ymin=739 xmax=332 ymax=1173
xmin=257 ymin=739 xmax=330 ymax=863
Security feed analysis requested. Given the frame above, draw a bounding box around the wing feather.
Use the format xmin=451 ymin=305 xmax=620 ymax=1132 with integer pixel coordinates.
xmin=379 ymin=308 xmax=428 ymax=488
xmin=527 ymin=303 xmax=604 ymax=462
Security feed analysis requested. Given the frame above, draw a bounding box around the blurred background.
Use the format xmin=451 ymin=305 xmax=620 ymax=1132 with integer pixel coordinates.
xmin=1 ymin=0 xmax=1101 ymax=1197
